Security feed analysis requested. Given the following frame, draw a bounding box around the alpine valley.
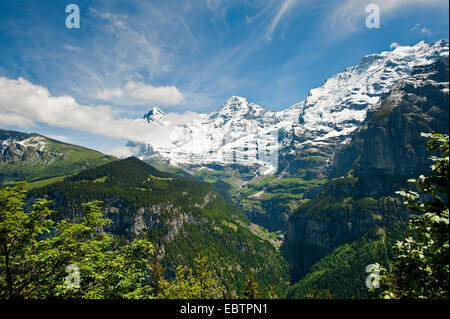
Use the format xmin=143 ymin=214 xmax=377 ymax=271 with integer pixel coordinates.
xmin=1 ymin=40 xmax=448 ymax=298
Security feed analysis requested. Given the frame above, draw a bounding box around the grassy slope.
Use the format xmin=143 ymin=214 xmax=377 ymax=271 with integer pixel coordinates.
xmin=1 ymin=130 xmax=117 ymax=184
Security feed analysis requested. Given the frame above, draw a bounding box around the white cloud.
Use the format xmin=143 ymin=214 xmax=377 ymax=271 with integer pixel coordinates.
xmin=124 ymin=81 xmax=184 ymax=105
xmin=267 ymin=0 xmax=298 ymax=40
xmin=390 ymin=42 xmax=400 ymax=49
xmin=410 ymin=23 xmax=422 ymax=32
xmin=46 ymin=134 xmax=71 ymax=143
xmin=107 ymin=145 xmax=140 ymax=158
xmin=0 ymin=76 xmax=171 ymax=144
xmin=410 ymin=23 xmax=433 ymax=36
xmin=63 ymin=44 xmax=82 ymax=52
xmin=0 ymin=112 xmax=34 ymax=128
xmin=420 ymin=27 xmax=432 ymax=36
xmin=95 ymin=81 xmax=184 ymax=106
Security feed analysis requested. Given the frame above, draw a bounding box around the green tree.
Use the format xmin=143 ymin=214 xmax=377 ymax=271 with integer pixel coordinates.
xmin=223 ymin=284 xmax=238 ymax=299
xmin=191 ymin=254 xmax=224 ymax=299
xmin=0 ymin=182 xmax=53 ymax=298
xmin=162 ymin=253 xmax=224 ymax=299
xmin=376 ymin=133 xmax=449 ymax=299
xmin=33 ymin=201 xmax=154 ymax=298
xmin=264 ymin=285 xmax=279 ymax=299
xmin=242 ymin=273 xmax=260 ymax=299
xmin=149 ymin=249 xmax=168 ymax=298
xmin=0 ymin=186 xmax=155 ymax=299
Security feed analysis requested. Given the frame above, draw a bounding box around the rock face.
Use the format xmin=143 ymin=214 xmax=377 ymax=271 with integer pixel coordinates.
xmin=284 ymin=195 xmax=409 ymax=282
xmin=333 ymin=58 xmax=449 ymax=196
xmin=1 ymin=132 xmax=48 ymax=163
xmin=283 ymin=58 xmax=449 ymax=283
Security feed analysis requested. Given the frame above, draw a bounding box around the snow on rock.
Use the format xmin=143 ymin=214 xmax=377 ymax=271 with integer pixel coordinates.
xmin=128 ymin=41 xmax=449 ymax=174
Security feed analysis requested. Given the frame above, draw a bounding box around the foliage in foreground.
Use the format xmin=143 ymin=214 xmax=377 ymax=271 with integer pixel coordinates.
xmin=373 ymin=133 xmax=449 ymax=299
xmin=0 ymin=184 xmax=266 ymax=299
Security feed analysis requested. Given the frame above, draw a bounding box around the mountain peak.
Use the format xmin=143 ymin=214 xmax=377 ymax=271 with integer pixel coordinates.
xmin=227 ymin=95 xmax=247 ymax=104
xmin=220 ymin=96 xmax=264 ymax=112
xmin=143 ymin=107 xmax=166 ymax=123
xmin=209 ymin=96 xmax=268 ymax=123
xmin=220 ymin=96 xmax=249 ymax=111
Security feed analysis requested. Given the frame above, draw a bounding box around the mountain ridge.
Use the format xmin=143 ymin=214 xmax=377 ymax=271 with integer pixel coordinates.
xmin=0 ymin=128 xmax=117 ymax=184
xmin=128 ymin=40 xmax=449 ymax=176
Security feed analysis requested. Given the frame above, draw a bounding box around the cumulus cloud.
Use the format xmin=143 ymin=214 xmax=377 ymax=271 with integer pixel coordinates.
xmin=124 ymin=81 xmax=184 ymax=105
xmin=95 ymin=81 xmax=184 ymax=106
xmin=0 ymin=76 xmax=175 ymax=144
xmin=0 ymin=76 xmax=208 ymax=153
xmin=390 ymin=42 xmax=400 ymax=49
xmin=107 ymin=145 xmax=141 ymax=158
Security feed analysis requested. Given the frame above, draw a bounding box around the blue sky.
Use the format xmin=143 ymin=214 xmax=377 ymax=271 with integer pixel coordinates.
xmin=0 ymin=0 xmax=448 ymax=155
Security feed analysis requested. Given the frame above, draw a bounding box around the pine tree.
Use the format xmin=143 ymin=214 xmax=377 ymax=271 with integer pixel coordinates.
xmin=242 ymin=273 xmax=260 ymax=299
xmin=149 ymin=248 xmax=168 ymax=298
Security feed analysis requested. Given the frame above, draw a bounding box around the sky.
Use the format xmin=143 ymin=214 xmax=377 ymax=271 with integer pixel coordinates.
xmin=0 ymin=0 xmax=448 ymax=155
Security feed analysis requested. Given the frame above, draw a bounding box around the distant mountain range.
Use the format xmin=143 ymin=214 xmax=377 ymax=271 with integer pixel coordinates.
xmin=128 ymin=40 xmax=448 ymax=178
xmin=121 ymin=40 xmax=449 ymax=234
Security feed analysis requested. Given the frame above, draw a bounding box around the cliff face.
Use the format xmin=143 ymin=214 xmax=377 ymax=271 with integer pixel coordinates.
xmin=333 ymin=59 xmax=449 ymax=182
xmin=283 ymin=59 xmax=449 ymax=283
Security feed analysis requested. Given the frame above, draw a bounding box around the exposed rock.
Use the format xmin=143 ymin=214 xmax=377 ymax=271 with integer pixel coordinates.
xmin=283 ymin=58 xmax=449 ymax=283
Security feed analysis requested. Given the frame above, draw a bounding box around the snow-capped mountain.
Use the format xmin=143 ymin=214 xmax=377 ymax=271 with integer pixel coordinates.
xmin=128 ymin=95 xmax=280 ymax=174
xmin=143 ymin=107 xmax=167 ymax=123
xmin=284 ymin=40 xmax=449 ymax=146
xmin=1 ymin=134 xmax=48 ymax=158
xmin=128 ymin=40 xmax=449 ymax=175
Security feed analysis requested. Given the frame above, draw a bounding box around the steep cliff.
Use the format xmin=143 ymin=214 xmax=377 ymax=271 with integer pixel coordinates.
xmin=283 ymin=58 xmax=449 ymax=289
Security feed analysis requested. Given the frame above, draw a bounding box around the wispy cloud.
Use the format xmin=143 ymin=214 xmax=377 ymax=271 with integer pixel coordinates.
xmin=62 ymin=44 xmax=82 ymax=52
xmin=325 ymin=0 xmax=447 ymax=39
xmin=267 ymin=0 xmax=298 ymax=40
xmin=411 ymin=23 xmax=433 ymax=36
xmin=420 ymin=27 xmax=433 ymax=36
